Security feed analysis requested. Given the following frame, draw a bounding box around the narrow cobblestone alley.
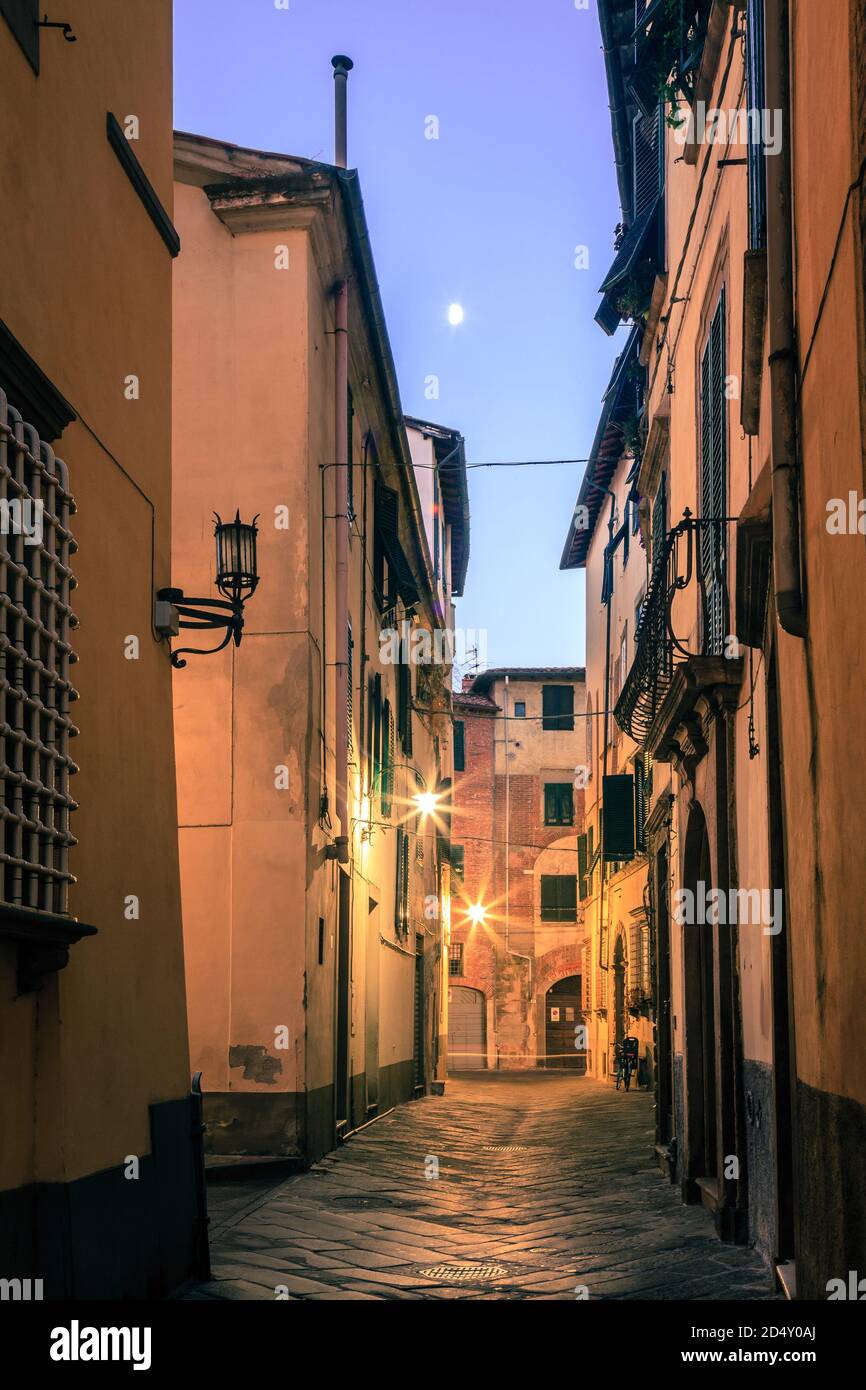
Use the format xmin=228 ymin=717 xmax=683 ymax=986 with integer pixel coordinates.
xmin=189 ymin=1075 xmax=776 ymax=1301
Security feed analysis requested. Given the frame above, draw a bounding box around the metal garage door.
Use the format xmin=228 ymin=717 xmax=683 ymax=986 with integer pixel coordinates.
xmin=448 ymin=986 xmax=486 ymax=1071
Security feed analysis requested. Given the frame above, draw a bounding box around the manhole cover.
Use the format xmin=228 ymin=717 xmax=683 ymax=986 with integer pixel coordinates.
xmin=481 ymin=1145 xmax=528 ymax=1152
xmin=330 ymin=1194 xmax=399 ymax=1210
xmin=418 ymin=1263 xmax=509 ymax=1283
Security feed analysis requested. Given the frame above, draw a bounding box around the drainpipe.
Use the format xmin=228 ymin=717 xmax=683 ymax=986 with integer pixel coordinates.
xmin=333 ymin=55 xmax=353 ymax=863
xmin=764 ymin=0 xmax=806 ymax=638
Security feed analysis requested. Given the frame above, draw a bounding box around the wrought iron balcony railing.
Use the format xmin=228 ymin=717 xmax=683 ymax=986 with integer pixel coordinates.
xmin=615 ymin=511 xmax=729 ymax=745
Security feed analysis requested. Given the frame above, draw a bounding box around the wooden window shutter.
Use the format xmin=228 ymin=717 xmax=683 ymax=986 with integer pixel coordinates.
xmin=542 ymin=685 xmax=575 ymax=731
xmin=578 ymin=833 xmax=589 ymax=901
xmin=453 ymin=719 xmax=465 ymax=772
xmin=380 ymin=698 xmax=393 ymax=818
xmin=603 ymin=774 xmax=636 ymax=861
xmin=347 ymin=623 xmax=353 ymax=757
xmin=746 ymin=0 xmax=767 ymax=250
xmin=700 ymin=289 xmax=728 ymax=655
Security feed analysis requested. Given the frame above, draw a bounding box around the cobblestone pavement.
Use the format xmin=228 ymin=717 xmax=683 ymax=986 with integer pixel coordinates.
xmin=188 ymin=1073 xmax=776 ymax=1301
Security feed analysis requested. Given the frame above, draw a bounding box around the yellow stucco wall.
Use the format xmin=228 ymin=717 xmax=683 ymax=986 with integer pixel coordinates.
xmin=0 ymin=0 xmax=189 ymax=1189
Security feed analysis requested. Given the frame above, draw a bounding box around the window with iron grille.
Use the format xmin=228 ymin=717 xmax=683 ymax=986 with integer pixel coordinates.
xmin=0 ymin=392 xmax=78 ymax=914
xmin=449 ymin=941 xmax=464 ymax=976
xmin=699 ymin=289 xmax=728 ymax=655
xmin=544 ymin=783 xmax=574 ymax=826
xmin=540 ymin=874 xmax=577 ymax=922
xmin=542 ymin=685 xmax=574 ymax=731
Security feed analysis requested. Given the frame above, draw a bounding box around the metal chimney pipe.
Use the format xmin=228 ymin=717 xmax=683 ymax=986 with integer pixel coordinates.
xmin=331 ymin=55 xmax=354 ymax=168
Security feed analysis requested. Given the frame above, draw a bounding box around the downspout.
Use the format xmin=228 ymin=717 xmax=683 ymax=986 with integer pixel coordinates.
xmin=764 ymin=0 xmax=806 ymax=638
xmin=333 ymin=55 xmax=353 ymax=863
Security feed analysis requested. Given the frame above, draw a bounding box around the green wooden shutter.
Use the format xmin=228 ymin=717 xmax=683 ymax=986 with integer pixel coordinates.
xmin=700 ymin=289 xmax=727 ymax=655
xmin=578 ymin=833 xmax=589 ymax=901
xmin=603 ymin=774 xmax=636 ymax=861
xmin=453 ymin=719 xmax=465 ymax=772
xmin=542 ymin=685 xmax=575 ymax=731
xmin=381 ymin=699 xmax=394 ymax=817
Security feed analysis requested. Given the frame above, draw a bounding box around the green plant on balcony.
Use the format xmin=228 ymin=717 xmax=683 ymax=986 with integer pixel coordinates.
xmin=632 ymin=0 xmax=713 ymax=128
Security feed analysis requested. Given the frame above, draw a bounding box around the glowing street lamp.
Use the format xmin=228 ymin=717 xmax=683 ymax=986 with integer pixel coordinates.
xmin=467 ymin=902 xmax=486 ymax=926
xmin=413 ymin=789 xmax=441 ymax=817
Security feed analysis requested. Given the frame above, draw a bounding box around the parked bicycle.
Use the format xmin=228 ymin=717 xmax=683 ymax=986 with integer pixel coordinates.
xmin=615 ymin=1035 xmax=639 ymax=1091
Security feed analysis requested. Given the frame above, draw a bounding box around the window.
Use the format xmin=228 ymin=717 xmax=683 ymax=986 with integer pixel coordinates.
xmin=542 ymin=685 xmax=574 ymax=731
xmin=540 ymin=875 xmax=577 ymax=922
xmin=513 ymin=701 xmax=526 ymax=719
xmin=380 ymin=699 xmax=394 ymax=818
xmin=346 ymin=384 xmax=355 ymax=519
xmin=0 ymin=392 xmax=78 ymax=914
xmin=619 ymin=624 xmax=629 ymax=692
xmin=397 ymin=652 xmax=413 ymax=755
xmin=585 ymin=693 xmax=594 ymax=772
xmin=1 ymin=1 xmax=39 ymax=75
xmin=578 ymin=833 xmax=589 ymax=901
xmin=699 ymin=289 xmax=728 ymax=655
xmin=318 ymin=918 xmax=325 ymax=965
xmin=395 ymin=826 xmax=410 ymax=937
xmin=450 ymin=843 xmax=465 ymax=880
xmin=453 ymin=719 xmax=465 ymax=772
xmin=602 ymin=774 xmax=636 ymax=862
xmin=449 ymin=942 xmax=464 ymax=976
xmin=651 ymin=469 xmax=667 ymax=564
xmin=746 ymin=0 xmax=767 ymax=250
xmin=347 ymin=621 xmax=354 ymax=758
xmin=544 ymin=783 xmax=574 ymax=826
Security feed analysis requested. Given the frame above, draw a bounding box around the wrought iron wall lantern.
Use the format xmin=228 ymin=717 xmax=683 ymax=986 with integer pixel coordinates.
xmin=156 ymin=512 xmax=260 ymax=669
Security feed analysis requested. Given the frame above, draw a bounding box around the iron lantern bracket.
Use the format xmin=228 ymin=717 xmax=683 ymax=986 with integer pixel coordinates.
xmin=156 ymin=588 xmax=245 ymax=669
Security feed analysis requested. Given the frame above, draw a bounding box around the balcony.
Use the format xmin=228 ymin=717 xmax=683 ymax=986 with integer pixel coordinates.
xmin=615 ymin=512 xmax=743 ymax=764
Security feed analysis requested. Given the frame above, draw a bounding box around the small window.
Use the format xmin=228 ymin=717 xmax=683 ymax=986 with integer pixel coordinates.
xmin=449 ymin=942 xmax=464 ymax=976
xmin=544 ymin=783 xmax=574 ymax=826
xmin=513 ymin=701 xmax=526 ymax=719
xmin=540 ymin=875 xmax=577 ymax=922
xmin=318 ymin=918 xmax=325 ymax=965
xmin=450 ymin=844 xmax=465 ymax=880
xmin=453 ymin=720 xmax=465 ymax=772
xmin=542 ymin=685 xmax=574 ymax=732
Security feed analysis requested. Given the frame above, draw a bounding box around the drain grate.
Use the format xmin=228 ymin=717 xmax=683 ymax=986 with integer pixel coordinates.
xmin=418 ymin=1263 xmax=509 ymax=1283
xmin=481 ymin=1144 xmax=528 ymax=1152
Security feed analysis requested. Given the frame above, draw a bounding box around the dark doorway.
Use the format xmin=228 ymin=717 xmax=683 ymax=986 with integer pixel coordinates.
xmin=335 ymin=870 xmax=351 ymax=1133
xmin=682 ymin=804 xmax=718 ymax=1184
xmin=545 ymin=975 xmax=585 ymax=1071
xmin=448 ymin=986 xmax=486 ymax=1071
xmin=413 ymin=934 xmax=425 ymax=1092
xmin=365 ymin=897 xmax=380 ymax=1116
xmin=654 ymin=843 xmax=675 ymax=1149
xmin=613 ymin=935 xmax=627 ymax=1056
xmin=766 ymin=643 xmax=796 ymax=1261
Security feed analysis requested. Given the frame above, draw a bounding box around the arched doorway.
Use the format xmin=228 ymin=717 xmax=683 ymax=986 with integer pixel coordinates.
xmin=682 ymin=803 xmax=718 ymax=1184
xmin=544 ymin=976 xmax=585 ymax=1071
xmin=613 ymin=933 xmax=628 ymax=1055
xmin=448 ymin=986 xmax=486 ymax=1071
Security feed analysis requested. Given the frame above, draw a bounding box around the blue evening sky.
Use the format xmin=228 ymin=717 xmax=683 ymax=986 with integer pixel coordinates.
xmin=174 ymin=0 xmax=627 ymax=670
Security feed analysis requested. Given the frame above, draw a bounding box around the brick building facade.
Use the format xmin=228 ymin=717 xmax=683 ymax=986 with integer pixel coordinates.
xmin=448 ymin=669 xmax=587 ymax=1071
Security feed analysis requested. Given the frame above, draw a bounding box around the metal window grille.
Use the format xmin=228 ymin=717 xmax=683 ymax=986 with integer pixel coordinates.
xmin=0 ymin=390 xmax=78 ymax=914
xmin=449 ymin=942 xmax=463 ymax=976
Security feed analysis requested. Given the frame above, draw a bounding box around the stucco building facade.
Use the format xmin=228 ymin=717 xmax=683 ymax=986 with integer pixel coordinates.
xmin=171 ymin=133 xmax=469 ymax=1162
xmin=564 ymin=0 xmax=866 ymax=1297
